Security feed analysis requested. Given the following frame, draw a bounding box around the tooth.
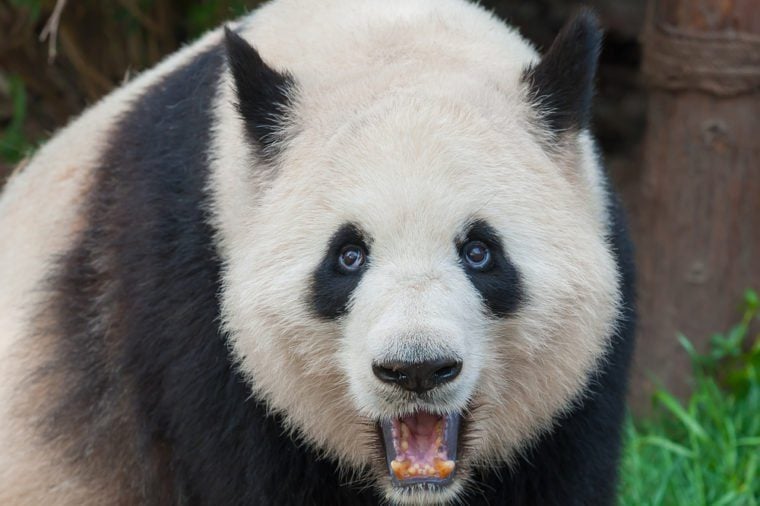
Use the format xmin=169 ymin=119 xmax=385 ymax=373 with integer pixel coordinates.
xmin=424 ymin=464 xmax=433 ymax=476
xmin=400 ymin=440 xmax=409 ymax=451
xmin=435 ymin=459 xmax=456 ymax=479
xmin=434 ymin=437 xmax=442 ymax=449
xmin=392 ymin=459 xmax=415 ymax=479
xmin=391 ymin=460 xmax=404 ymax=479
xmin=401 ymin=423 xmax=410 ymax=439
xmin=408 ymin=465 xmax=418 ymax=476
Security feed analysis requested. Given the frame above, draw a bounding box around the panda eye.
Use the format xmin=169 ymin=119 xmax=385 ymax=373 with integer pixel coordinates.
xmin=338 ymin=245 xmax=366 ymax=272
xmin=461 ymin=240 xmax=492 ymax=270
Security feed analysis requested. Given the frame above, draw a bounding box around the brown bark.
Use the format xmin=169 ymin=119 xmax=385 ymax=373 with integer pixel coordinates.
xmin=630 ymin=0 xmax=760 ymax=410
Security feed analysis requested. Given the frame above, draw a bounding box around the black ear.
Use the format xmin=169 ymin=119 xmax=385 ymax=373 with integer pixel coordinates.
xmin=523 ymin=10 xmax=602 ymax=133
xmin=224 ymin=27 xmax=294 ymax=153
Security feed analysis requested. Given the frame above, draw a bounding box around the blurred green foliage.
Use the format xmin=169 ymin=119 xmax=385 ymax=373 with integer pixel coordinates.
xmin=8 ymin=0 xmax=42 ymax=22
xmin=0 ymin=0 xmax=265 ymax=167
xmin=185 ymin=1 xmax=252 ymax=37
xmin=0 ymin=75 xmax=35 ymax=164
xmin=619 ymin=290 xmax=760 ymax=506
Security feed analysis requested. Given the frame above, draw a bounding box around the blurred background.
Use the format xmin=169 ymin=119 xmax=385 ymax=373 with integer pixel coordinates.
xmin=1 ymin=1 xmax=758 ymax=503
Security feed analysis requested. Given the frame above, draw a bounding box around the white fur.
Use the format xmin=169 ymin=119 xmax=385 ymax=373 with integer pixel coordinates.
xmin=210 ymin=1 xmax=620 ymax=504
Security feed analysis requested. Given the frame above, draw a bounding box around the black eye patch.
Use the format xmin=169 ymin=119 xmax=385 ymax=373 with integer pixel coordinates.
xmin=458 ymin=220 xmax=524 ymax=317
xmin=310 ymin=224 xmax=369 ymax=319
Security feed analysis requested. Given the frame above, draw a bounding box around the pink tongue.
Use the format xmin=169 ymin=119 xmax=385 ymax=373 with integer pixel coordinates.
xmin=403 ymin=415 xmax=443 ymax=462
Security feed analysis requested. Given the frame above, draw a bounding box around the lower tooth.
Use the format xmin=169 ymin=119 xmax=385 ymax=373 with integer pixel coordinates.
xmin=436 ymin=459 xmax=456 ymax=478
xmin=391 ymin=456 xmax=456 ymax=481
xmin=390 ymin=460 xmax=407 ymax=479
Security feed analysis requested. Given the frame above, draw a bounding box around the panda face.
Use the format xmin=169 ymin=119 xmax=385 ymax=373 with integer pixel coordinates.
xmin=216 ymin=90 xmax=619 ymax=502
xmin=213 ymin=13 xmax=619 ymax=505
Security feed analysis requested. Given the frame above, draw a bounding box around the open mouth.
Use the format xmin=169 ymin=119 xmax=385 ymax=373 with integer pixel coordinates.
xmin=380 ymin=412 xmax=461 ymax=488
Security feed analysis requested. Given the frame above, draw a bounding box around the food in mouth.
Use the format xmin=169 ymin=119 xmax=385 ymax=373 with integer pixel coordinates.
xmin=381 ymin=411 xmax=460 ymax=486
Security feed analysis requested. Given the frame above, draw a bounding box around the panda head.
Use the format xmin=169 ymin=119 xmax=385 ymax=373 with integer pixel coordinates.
xmin=213 ymin=9 xmax=619 ymax=504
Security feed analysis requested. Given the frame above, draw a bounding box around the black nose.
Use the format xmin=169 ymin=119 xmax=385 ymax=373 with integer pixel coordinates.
xmin=372 ymin=358 xmax=462 ymax=394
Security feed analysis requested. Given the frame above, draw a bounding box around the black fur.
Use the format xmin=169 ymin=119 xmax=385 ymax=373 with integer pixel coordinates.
xmin=523 ymin=9 xmax=602 ymax=133
xmin=224 ymin=27 xmax=294 ymax=154
xmin=458 ymin=220 xmax=524 ymax=317
xmin=311 ymin=223 xmax=370 ymax=319
xmin=39 ymin=22 xmax=634 ymax=506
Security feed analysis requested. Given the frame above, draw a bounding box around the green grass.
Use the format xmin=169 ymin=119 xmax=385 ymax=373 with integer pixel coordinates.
xmin=619 ymin=290 xmax=760 ymax=506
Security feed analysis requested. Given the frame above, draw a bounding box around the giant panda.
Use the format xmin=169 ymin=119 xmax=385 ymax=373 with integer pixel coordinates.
xmin=0 ymin=0 xmax=635 ymax=504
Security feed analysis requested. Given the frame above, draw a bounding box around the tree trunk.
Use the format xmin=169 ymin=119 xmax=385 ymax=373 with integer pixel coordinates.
xmin=630 ymin=0 xmax=760 ymax=410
